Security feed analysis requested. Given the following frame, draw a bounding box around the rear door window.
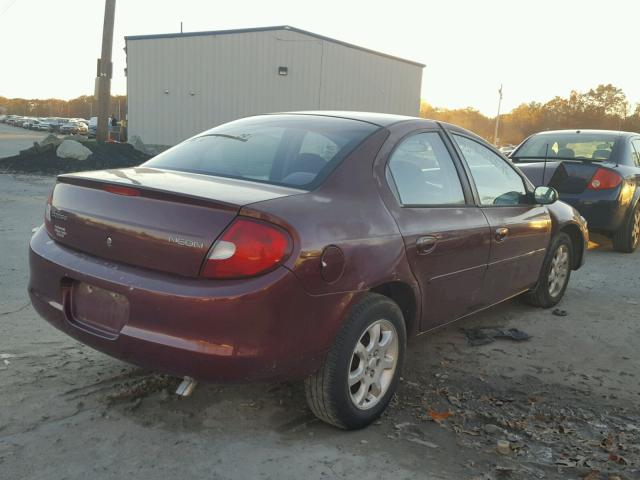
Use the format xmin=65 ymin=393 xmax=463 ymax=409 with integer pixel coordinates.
xmin=387 ymin=132 xmax=466 ymax=206
xmin=143 ymin=115 xmax=378 ymax=189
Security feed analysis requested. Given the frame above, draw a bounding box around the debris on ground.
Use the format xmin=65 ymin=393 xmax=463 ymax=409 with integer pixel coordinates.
xmin=462 ymin=327 xmax=531 ymax=346
xmin=105 ymin=374 xmax=176 ymax=405
xmin=391 ymin=366 xmax=640 ymax=480
xmin=496 ymin=439 xmax=511 ymax=455
xmin=552 ymin=308 xmax=568 ymax=317
xmin=427 ymin=408 xmax=452 ymax=423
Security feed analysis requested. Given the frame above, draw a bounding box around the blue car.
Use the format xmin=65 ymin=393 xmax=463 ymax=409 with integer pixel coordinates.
xmin=512 ymin=129 xmax=640 ymax=252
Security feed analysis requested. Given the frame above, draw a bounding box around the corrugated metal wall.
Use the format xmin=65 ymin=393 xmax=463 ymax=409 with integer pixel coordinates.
xmin=127 ymin=29 xmax=422 ymax=146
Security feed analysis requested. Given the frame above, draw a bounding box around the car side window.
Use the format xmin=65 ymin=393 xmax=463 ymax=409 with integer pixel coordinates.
xmin=452 ymin=134 xmax=528 ymax=206
xmin=387 ymin=132 xmax=465 ymax=206
xmin=631 ymin=139 xmax=640 ymax=167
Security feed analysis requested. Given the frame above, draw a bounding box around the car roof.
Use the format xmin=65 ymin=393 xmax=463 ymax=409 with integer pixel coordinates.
xmin=274 ymin=111 xmax=421 ymax=127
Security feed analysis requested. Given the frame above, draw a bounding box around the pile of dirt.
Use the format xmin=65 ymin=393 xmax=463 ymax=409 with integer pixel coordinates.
xmin=0 ymin=140 xmax=152 ymax=175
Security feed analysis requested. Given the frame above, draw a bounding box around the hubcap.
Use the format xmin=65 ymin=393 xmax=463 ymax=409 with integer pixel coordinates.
xmin=632 ymin=209 xmax=640 ymax=248
xmin=348 ymin=319 xmax=399 ymax=410
xmin=548 ymin=244 xmax=570 ymax=297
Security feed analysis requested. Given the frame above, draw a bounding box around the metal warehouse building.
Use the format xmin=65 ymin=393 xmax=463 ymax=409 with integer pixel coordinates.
xmin=125 ymin=26 xmax=424 ymax=146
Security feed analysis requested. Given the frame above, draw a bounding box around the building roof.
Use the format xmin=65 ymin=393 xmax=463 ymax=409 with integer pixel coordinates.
xmin=125 ymin=25 xmax=425 ymax=68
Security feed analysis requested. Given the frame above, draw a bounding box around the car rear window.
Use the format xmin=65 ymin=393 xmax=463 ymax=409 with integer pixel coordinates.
xmin=143 ymin=115 xmax=379 ymax=189
xmin=513 ymin=132 xmax=621 ymax=162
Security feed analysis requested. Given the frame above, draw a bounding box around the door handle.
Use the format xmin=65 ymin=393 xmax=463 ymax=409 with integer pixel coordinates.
xmin=495 ymin=227 xmax=509 ymax=242
xmin=416 ymin=235 xmax=438 ymax=255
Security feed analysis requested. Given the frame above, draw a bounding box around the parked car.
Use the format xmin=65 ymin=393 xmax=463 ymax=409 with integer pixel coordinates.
xmin=87 ymin=116 xmax=113 ymax=138
xmin=36 ymin=121 xmax=53 ymax=132
xmin=29 ymin=112 xmax=588 ymax=429
xmin=22 ymin=118 xmax=38 ymax=129
xmin=499 ymin=144 xmax=516 ymax=156
xmin=512 ymin=129 xmax=640 ymax=252
xmin=60 ymin=121 xmax=88 ymax=135
xmin=40 ymin=118 xmax=63 ymax=132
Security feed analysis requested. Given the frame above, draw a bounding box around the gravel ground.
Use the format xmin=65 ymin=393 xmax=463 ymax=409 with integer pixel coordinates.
xmin=0 ymin=173 xmax=638 ymax=480
xmin=0 ymin=124 xmax=51 ymax=159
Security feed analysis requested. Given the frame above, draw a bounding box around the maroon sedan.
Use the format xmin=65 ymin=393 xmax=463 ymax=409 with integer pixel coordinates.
xmin=29 ymin=112 xmax=588 ymax=429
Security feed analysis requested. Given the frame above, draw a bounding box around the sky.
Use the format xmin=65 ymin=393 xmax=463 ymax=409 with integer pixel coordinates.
xmin=1 ymin=0 xmax=639 ymax=115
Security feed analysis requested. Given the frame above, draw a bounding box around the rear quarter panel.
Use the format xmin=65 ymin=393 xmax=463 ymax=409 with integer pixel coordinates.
xmin=244 ymin=127 xmax=422 ymax=332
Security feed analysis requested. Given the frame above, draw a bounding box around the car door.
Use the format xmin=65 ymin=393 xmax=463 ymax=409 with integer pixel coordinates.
xmin=380 ymin=129 xmax=492 ymax=330
xmin=450 ymin=133 xmax=552 ymax=305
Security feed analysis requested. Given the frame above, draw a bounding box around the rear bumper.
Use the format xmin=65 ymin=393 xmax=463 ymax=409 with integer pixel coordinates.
xmin=28 ymin=227 xmax=356 ymax=382
xmin=559 ymin=188 xmax=627 ymax=233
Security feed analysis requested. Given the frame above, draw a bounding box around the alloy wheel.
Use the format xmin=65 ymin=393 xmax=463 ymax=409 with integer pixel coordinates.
xmin=632 ymin=208 xmax=640 ymax=249
xmin=348 ymin=319 xmax=399 ymax=410
xmin=548 ymin=244 xmax=570 ymax=297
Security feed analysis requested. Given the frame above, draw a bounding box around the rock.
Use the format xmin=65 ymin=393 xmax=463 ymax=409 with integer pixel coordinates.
xmin=129 ymin=135 xmax=149 ymax=154
xmin=39 ymin=134 xmax=62 ymax=147
xmin=484 ymin=424 xmax=503 ymax=435
xmin=56 ymin=140 xmax=92 ymax=161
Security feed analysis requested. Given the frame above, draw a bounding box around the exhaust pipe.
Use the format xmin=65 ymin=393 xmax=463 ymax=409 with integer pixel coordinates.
xmin=175 ymin=376 xmax=197 ymax=397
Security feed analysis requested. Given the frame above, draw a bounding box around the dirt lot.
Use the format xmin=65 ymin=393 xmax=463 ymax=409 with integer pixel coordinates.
xmin=0 ymin=124 xmax=50 ymax=159
xmin=1 ymin=174 xmax=639 ymax=479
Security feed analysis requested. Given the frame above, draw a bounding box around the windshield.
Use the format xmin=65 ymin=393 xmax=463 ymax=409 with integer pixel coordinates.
xmin=143 ymin=115 xmax=379 ymax=189
xmin=513 ymin=132 xmax=621 ymax=162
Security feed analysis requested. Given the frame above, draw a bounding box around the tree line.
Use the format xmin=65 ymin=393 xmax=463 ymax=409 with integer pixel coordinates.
xmin=2 ymin=84 xmax=638 ymax=144
xmin=420 ymin=84 xmax=640 ymax=146
xmin=0 ymin=95 xmax=127 ymax=120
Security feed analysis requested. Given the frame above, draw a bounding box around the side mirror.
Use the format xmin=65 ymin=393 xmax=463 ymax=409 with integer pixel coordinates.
xmin=534 ymin=186 xmax=558 ymax=205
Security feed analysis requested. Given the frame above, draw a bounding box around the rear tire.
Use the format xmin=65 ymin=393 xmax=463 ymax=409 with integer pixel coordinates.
xmin=612 ymin=204 xmax=640 ymax=253
xmin=304 ymin=293 xmax=406 ymax=430
xmin=524 ymin=232 xmax=573 ymax=308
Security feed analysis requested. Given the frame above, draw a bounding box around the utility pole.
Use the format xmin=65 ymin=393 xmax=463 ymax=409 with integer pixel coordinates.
xmin=493 ymin=84 xmax=503 ymax=146
xmin=95 ymin=0 xmax=116 ymax=142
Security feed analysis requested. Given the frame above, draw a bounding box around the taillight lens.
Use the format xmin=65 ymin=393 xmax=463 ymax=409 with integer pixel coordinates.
xmin=103 ymin=184 xmax=140 ymax=196
xmin=201 ymin=218 xmax=292 ymax=279
xmin=45 ymin=185 xmax=55 ymax=222
xmin=587 ymin=168 xmax=622 ymax=190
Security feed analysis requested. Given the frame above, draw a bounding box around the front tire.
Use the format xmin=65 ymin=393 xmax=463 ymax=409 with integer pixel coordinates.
xmin=612 ymin=204 xmax=640 ymax=253
xmin=304 ymin=293 xmax=406 ymax=430
xmin=524 ymin=232 xmax=573 ymax=308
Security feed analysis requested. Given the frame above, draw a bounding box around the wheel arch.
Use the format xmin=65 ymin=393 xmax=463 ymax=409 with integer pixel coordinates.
xmin=559 ymin=223 xmax=584 ymax=270
xmin=369 ymin=281 xmax=419 ymax=337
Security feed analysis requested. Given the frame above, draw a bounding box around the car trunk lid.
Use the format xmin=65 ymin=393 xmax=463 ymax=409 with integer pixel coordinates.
xmin=46 ymin=167 xmax=303 ymax=277
xmin=547 ymin=161 xmax=603 ymax=194
xmin=516 ymin=160 xmax=603 ymax=194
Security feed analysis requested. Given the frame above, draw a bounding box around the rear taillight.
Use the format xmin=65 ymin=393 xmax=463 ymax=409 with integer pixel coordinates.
xmin=587 ymin=168 xmax=622 ymax=190
xmin=103 ymin=184 xmax=140 ymax=196
xmin=201 ymin=217 xmax=292 ymax=279
xmin=45 ymin=185 xmax=55 ymax=222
